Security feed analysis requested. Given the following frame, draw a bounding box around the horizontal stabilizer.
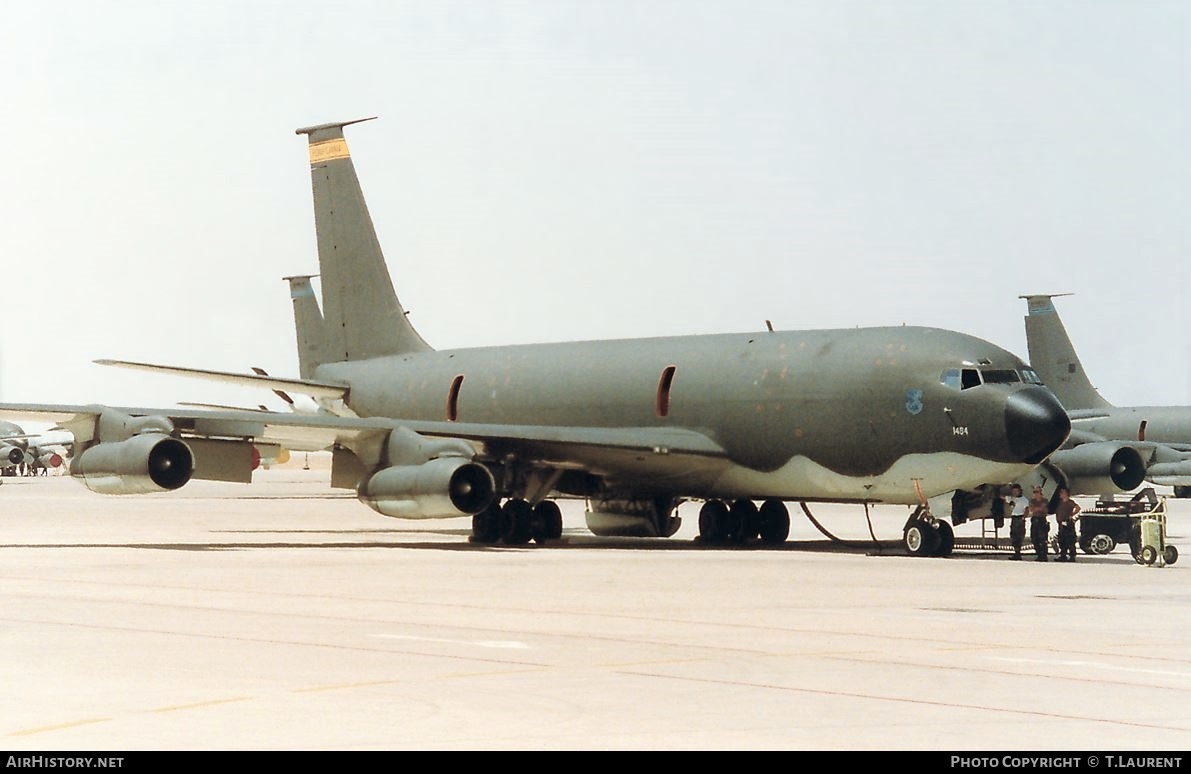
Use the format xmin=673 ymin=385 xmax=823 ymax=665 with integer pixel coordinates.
xmin=178 ymin=402 xmax=271 ymax=413
xmin=95 ymin=359 xmax=348 ymax=401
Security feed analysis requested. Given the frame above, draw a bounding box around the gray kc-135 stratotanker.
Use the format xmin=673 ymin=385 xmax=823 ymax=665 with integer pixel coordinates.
xmin=0 ymin=118 xmax=1072 ymax=556
xmin=1022 ymin=293 xmax=1191 ymax=498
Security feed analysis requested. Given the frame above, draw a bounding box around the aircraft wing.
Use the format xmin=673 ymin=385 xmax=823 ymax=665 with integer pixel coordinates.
xmin=0 ymin=403 xmax=387 ymax=454
xmin=1068 ymin=410 xmax=1114 ymax=421
xmin=0 ymin=402 xmax=728 ymax=489
xmin=1065 ymin=428 xmax=1109 ymax=446
xmin=404 ymin=418 xmax=730 ymax=485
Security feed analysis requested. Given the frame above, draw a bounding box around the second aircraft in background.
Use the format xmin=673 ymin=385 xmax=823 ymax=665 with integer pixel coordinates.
xmin=1023 ymin=293 xmax=1191 ymax=498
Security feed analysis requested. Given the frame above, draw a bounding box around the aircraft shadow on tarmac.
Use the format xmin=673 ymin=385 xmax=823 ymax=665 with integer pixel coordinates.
xmin=0 ymin=532 xmax=1139 ymax=559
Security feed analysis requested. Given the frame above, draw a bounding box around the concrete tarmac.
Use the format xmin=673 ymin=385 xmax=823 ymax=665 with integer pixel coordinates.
xmin=2 ymin=461 xmax=1190 ymax=751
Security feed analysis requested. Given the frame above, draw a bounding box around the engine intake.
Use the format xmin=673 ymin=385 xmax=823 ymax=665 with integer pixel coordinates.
xmin=1049 ymin=443 xmax=1146 ymax=495
xmin=358 ymin=457 xmax=495 ymax=519
xmin=71 ymin=434 xmax=195 ymax=494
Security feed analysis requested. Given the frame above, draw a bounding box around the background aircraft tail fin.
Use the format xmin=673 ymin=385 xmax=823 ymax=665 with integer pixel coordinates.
xmin=1021 ymin=294 xmax=1113 ymax=410
xmin=295 ymin=118 xmax=432 ymax=364
xmin=283 ymin=275 xmax=332 ymax=380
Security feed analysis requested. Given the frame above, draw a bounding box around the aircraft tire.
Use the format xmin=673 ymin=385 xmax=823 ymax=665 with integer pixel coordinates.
xmin=698 ymin=500 xmax=730 ymax=544
xmin=532 ymin=501 xmax=564 ymax=543
xmin=904 ymin=519 xmax=940 ymax=557
xmin=501 ymin=499 xmax=534 ymax=545
xmin=730 ymin=499 xmax=759 ymax=544
xmin=1175 ymin=486 xmax=1191 ymax=499
xmin=1164 ymin=545 xmax=1178 ymax=565
xmin=470 ymin=502 xmax=503 ymax=544
xmin=934 ymin=520 xmax=954 ymax=557
xmin=757 ymin=500 xmax=790 ymax=545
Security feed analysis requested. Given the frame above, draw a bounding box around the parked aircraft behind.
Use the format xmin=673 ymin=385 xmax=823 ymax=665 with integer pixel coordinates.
xmin=0 ymin=420 xmax=68 ymax=475
xmin=0 ymin=118 xmax=1071 ymax=557
xmin=1023 ymin=293 xmax=1191 ymax=498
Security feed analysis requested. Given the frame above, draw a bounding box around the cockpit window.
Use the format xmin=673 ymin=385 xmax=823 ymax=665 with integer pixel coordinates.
xmin=1020 ymin=368 xmax=1043 ymax=385
xmin=981 ymin=369 xmax=1021 ymax=384
xmin=941 ymin=368 xmax=986 ymax=390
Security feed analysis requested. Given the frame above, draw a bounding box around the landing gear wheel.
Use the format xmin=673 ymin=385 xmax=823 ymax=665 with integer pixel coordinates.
xmin=1175 ymin=486 xmax=1191 ymax=499
xmin=532 ymin=501 xmax=563 ymax=544
xmin=757 ymin=500 xmax=790 ymax=545
xmin=501 ymin=499 xmax=534 ymax=545
xmin=1088 ymin=534 xmax=1116 ymax=555
xmin=698 ymin=500 xmax=730 ymax=544
xmin=1141 ymin=545 xmax=1159 ymax=566
xmin=470 ymin=501 xmax=503 ymax=544
xmin=904 ymin=519 xmax=940 ymax=557
xmin=934 ymin=520 xmax=954 ymax=557
xmin=1164 ymin=545 xmax=1179 ymax=565
xmin=730 ymin=499 xmax=759 ymax=544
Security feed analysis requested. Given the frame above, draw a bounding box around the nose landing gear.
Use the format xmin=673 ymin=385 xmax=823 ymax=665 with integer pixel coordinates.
xmin=903 ymin=504 xmax=954 ymax=557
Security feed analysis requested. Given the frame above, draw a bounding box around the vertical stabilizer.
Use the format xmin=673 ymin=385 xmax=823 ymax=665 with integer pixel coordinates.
xmin=1021 ymin=294 xmax=1113 ymax=410
xmin=295 ymin=118 xmax=432 ymax=362
xmin=284 ymin=275 xmax=330 ymax=380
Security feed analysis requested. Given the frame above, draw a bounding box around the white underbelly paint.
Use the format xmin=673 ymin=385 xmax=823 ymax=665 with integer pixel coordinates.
xmin=709 ymin=453 xmax=1033 ymax=504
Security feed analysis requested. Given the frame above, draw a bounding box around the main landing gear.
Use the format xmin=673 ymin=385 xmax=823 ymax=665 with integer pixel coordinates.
xmin=696 ymin=499 xmax=791 ymax=545
xmin=902 ymin=504 xmax=953 ymax=557
xmin=470 ymin=498 xmax=564 ymax=546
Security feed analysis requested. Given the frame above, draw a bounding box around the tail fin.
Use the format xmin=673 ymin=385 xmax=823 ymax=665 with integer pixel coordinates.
xmin=295 ymin=118 xmax=432 ymax=364
xmin=283 ymin=275 xmax=330 ymax=380
xmin=1021 ymin=294 xmax=1113 ymax=410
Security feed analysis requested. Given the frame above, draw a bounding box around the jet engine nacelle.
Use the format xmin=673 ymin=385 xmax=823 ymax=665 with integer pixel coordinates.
xmin=357 ymin=457 xmax=495 ymax=519
xmin=1 ymin=445 xmax=23 ymax=466
xmin=1141 ymin=454 xmax=1191 ymax=487
xmin=30 ymin=447 xmax=64 ymax=468
xmin=585 ymin=497 xmax=681 ymax=537
xmin=71 ymin=433 xmax=195 ymax=494
xmin=1048 ymin=443 xmax=1147 ymax=495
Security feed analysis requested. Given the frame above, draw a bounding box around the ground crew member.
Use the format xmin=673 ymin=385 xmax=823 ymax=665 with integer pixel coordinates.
xmin=1005 ymin=483 xmax=1029 ymax=559
xmin=1055 ymin=487 xmax=1081 ymax=562
xmin=1028 ymin=485 xmax=1050 ymax=562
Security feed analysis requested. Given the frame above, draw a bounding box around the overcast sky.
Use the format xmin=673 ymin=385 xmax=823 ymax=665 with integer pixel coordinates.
xmin=2 ymin=1 xmax=1187 ymax=421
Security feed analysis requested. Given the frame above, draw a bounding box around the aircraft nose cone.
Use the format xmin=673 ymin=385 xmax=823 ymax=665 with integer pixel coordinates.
xmin=1005 ymin=386 xmax=1071 ymax=464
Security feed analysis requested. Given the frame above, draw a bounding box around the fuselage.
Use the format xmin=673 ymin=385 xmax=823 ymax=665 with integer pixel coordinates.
xmin=316 ymin=325 xmax=1070 ymax=505
xmin=1071 ymin=407 xmax=1191 ymax=447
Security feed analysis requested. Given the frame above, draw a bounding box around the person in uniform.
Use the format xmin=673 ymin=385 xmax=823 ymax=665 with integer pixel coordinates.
xmin=1005 ymin=483 xmax=1029 ymax=560
xmin=1055 ymin=487 xmax=1081 ymax=562
xmin=1028 ymin=485 xmax=1051 ymax=562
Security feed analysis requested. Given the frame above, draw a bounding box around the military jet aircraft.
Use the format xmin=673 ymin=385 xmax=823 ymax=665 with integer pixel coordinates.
xmin=0 ymin=118 xmax=1071 ymax=556
xmin=1023 ymin=293 xmax=1191 ymax=498
xmin=0 ymin=420 xmax=68 ymax=476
